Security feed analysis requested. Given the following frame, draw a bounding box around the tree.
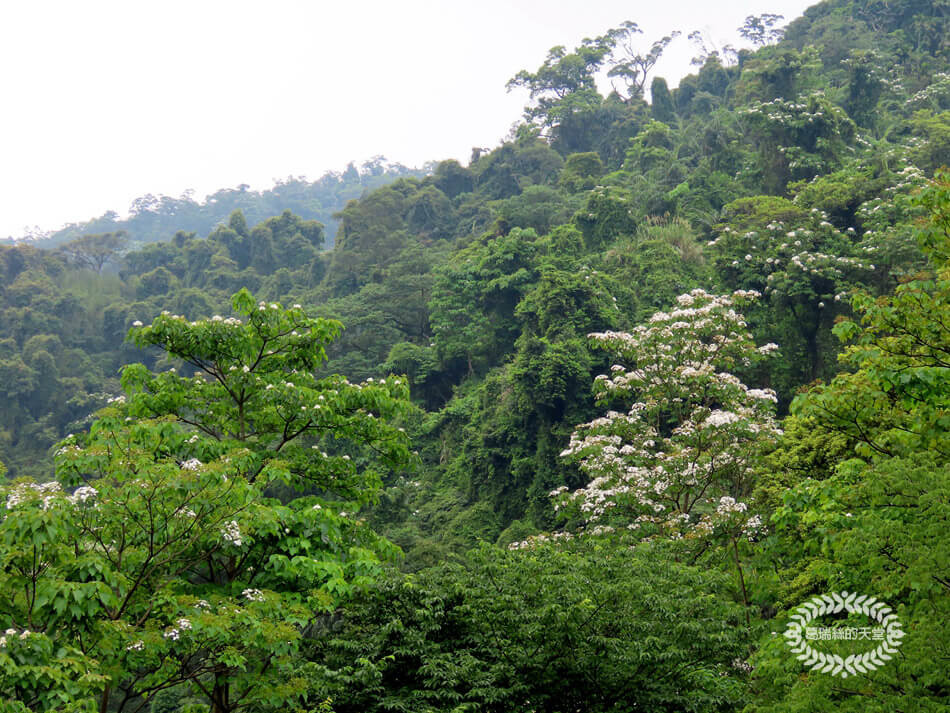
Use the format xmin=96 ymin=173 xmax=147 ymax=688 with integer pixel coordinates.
xmin=57 ymin=232 xmax=128 ymax=274
xmin=738 ymin=14 xmax=785 ymax=47
xmin=792 ymin=173 xmax=950 ymax=460
xmin=553 ymin=290 xmax=780 ymax=620
xmin=841 ymin=50 xmax=888 ymax=127
xmin=555 ymin=290 xmax=779 ymax=542
xmin=0 ymin=290 xmax=413 ymax=712
xmin=650 ymin=76 xmax=676 ymax=124
xmin=710 ymin=194 xmax=875 ymax=385
xmin=557 ymin=151 xmax=605 ymax=194
xmin=506 ymin=33 xmax=614 ymax=132
xmin=687 ymin=30 xmax=738 ymax=67
xmin=737 ymin=90 xmax=856 ymax=192
xmin=605 ymin=22 xmax=681 ymax=100
xmin=429 ymin=228 xmax=541 ymax=377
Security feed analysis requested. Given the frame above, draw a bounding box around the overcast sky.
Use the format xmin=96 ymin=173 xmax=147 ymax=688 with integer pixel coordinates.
xmin=0 ymin=0 xmax=817 ymax=239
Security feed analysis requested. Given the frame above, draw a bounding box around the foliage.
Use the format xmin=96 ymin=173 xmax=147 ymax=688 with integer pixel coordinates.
xmin=0 ymin=292 xmax=412 ymax=712
xmin=3 ymin=5 xmax=950 ymax=709
xmin=56 ymin=232 xmax=128 ymax=274
xmin=738 ymin=14 xmax=786 ymax=47
xmin=747 ymin=171 xmax=950 ymax=713
xmin=604 ymin=22 xmax=681 ymax=100
xmin=15 ymin=161 xmax=426 ymax=249
xmin=310 ymin=539 xmax=749 ymax=713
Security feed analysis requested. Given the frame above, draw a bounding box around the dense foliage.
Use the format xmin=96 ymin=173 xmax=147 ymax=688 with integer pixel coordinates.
xmin=1 ymin=1 xmax=948 ymax=710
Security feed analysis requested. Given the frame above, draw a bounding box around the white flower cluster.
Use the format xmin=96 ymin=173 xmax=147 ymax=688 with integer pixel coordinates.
xmin=742 ymin=514 xmax=765 ymax=539
xmin=732 ymin=657 xmax=754 ymax=673
xmin=69 ymin=486 xmax=98 ymax=505
xmin=716 ymin=496 xmax=748 ymax=515
xmin=906 ymin=72 xmax=950 ymax=107
xmin=508 ymin=531 xmax=574 ymax=550
xmin=0 ymin=628 xmax=31 ymax=647
xmin=160 ymin=311 xmax=191 ymax=321
xmin=554 ymin=291 xmax=780 ymax=542
xmin=704 ymin=410 xmax=741 ymax=428
xmin=221 ymin=520 xmax=242 ymax=547
xmin=54 ymin=443 xmax=82 ymax=458
xmin=242 ymin=588 xmax=265 ymax=602
xmin=163 ymin=618 xmax=192 ymax=641
xmin=210 ymin=315 xmax=243 ymax=325
xmin=712 ymin=208 xmax=887 ymax=304
xmin=5 ymin=481 xmax=62 ymax=510
xmin=181 ymin=458 xmax=202 ymax=471
xmin=738 ymin=92 xmax=844 ymax=134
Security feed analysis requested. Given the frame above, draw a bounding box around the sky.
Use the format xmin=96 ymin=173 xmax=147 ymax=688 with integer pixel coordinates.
xmin=0 ymin=0 xmax=817 ymax=239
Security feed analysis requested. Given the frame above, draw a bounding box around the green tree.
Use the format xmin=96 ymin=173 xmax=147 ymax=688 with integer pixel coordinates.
xmin=507 ymin=33 xmax=614 ymax=134
xmin=557 ymin=151 xmax=605 ymax=193
xmin=650 ymin=76 xmax=676 ymax=124
xmin=57 ymin=232 xmax=128 ymax=274
xmin=738 ymin=14 xmax=785 ymax=47
xmin=0 ymin=291 xmax=413 ymax=712
xmin=429 ymin=228 xmax=541 ymax=377
xmin=749 ymin=173 xmax=950 ymax=712
xmin=711 ymin=194 xmax=875 ymax=385
xmin=605 ymin=22 xmax=681 ymax=101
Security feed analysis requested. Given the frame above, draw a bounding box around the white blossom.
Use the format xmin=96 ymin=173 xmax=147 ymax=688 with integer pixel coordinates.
xmin=553 ymin=291 xmax=780 ymax=542
xmin=221 ymin=520 xmax=242 ymax=547
xmin=242 ymin=588 xmax=265 ymax=602
xmin=68 ymin=486 xmax=97 ymax=504
xmin=163 ymin=618 xmax=191 ymax=640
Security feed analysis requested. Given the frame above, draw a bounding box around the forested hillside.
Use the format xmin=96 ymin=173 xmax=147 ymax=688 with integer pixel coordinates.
xmin=1 ymin=0 xmax=948 ymax=711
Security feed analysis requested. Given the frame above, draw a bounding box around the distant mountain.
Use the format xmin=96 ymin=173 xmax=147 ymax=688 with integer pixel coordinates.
xmin=5 ymin=157 xmax=431 ymax=250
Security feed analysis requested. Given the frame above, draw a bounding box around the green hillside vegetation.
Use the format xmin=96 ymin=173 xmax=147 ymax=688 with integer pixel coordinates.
xmin=1 ymin=1 xmax=948 ymax=711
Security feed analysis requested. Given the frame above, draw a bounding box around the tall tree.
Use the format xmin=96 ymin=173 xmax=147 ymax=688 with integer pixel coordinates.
xmin=605 ymin=22 xmax=681 ymax=100
xmin=57 ymin=231 xmax=128 ymax=274
xmin=738 ymin=14 xmax=785 ymax=47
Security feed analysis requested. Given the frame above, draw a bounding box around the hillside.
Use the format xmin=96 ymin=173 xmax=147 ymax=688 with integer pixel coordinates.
xmin=3 ymin=157 xmax=428 ymax=249
xmin=1 ymin=1 xmax=948 ymax=711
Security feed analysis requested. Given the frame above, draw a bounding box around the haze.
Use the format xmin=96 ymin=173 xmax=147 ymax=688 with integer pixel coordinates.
xmin=0 ymin=0 xmax=815 ymax=239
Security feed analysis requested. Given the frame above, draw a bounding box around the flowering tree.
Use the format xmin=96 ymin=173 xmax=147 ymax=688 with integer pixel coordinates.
xmin=554 ymin=290 xmax=780 ymax=551
xmin=711 ymin=195 xmax=880 ymax=386
xmin=749 ymin=172 xmax=950 ymax=713
xmin=738 ymin=90 xmax=856 ymax=192
xmin=0 ymin=290 xmax=413 ymax=713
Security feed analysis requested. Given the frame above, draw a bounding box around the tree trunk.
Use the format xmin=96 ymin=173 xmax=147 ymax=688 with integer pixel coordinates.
xmin=211 ymin=676 xmax=229 ymax=713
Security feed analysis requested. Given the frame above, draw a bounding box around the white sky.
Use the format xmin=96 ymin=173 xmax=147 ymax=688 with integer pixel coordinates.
xmin=0 ymin=0 xmax=817 ymax=239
